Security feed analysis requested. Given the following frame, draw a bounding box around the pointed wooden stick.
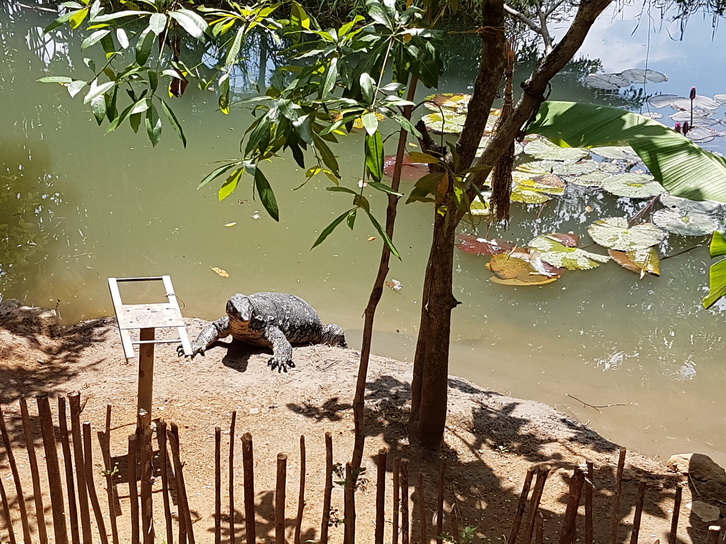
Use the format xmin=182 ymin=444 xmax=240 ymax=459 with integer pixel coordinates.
xmin=585 ymin=462 xmax=594 ymax=544
xmin=706 ymin=526 xmax=721 ymax=544
xmin=241 ymin=432 xmax=255 ymax=544
xmin=101 ymin=404 xmax=120 ymax=544
xmin=375 ymin=448 xmax=387 ymax=544
xmin=392 ymin=458 xmax=400 ymax=544
xmin=156 ymin=421 xmax=174 ymax=544
xmin=418 ymin=472 xmax=428 ymax=544
xmin=0 ymin=404 xmax=31 ymax=544
xmin=169 ymin=424 xmax=194 ymax=544
xmin=83 ymin=422 xmax=109 ymax=544
xmin=344 ymin=462 xmax=355 ymax=544
xmin=229 ymin=411 xmax=237 ymax=544
xmin=69 ymin=392 xmax=92 ymax=544
xmin=128 ymin=433 xmax=140 ymax=544
xmin=629 ymin=481 xmax=646 ymax=544
xmin=21 ymin=396 xmax=50 ymax=544
xmin=668 ymin=484 xmax=683 ymax=544
xmin=436 ymin=458 xmax=446 ymax=540
xmin=400 ymin=459 xmax=409 ymax=544
xmin=214 ymin=426 xmax=221 ymax=544
xmin=136 ymin=413 xmax=154 ymax=544
xmin=294 ymin=435 xmax=306 ymax=544
xmin=508 ymin=466 xmax=536 ymax=544
xmin=57 ymin=397 xmax=79 ymax=544
xmin=534 ymin=512 xmax=544 ymax=544
xmin=0 ymin=472 xmax=17 ymax=544
xmin=559 ymin=468 xmax=585 ymax=544
xmin=276 ymin=453 xmax=288 ymax=544
xmin=610 ymin=448 xmax=627 ymax=544
xmin=522 ymin=467 xmax=550 ymax=544
xmin=37 ymin=394 xmax=69 ymax=544
xmin=320 ymin=432 xmax=333 ymax=544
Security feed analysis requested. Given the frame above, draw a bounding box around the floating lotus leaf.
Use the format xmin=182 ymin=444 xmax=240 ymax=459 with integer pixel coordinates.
xmin=652 ymin=208 xmax=719 ymax=236
xmin=590 ymin=146 xmax=639 ymax=161
xmin=469 ymin=199 xmax=490 ymax=216
xmin=456 ymin=234 xmax=516 ymax=255
xmin=669 ymin=110 xmax=717 ymax=124
xmin=565 ymin=171 xmax=612 ymax=187
xmin=659 ymin=194 xmax=722 ymax=213
xmin=516 ymin=159 xmax=598 ymax=176
xmin=424 ymin=93 xmax=471 ymax=113
xmin=510 ymin=175 xmax=565 ymax=204
xmin=524 ymin=139 xmax=589 ymax=161
xmin=687 ymin=126 xmax=719 ymax=143
xmin=602 ymin=173 xmax=666 ymax=198
xmin=609 ymin=248 xmax=661 ymax=276
xmin=640 ymin=112 xmax=663 ymax=120
xmin=583 ymin=73 xmax=630 ymax=90
xmin=714 ymin=94 xmax=726 ymax=104
xmin=588 ymin=217 xmax=667 ymax=250
xmin=487 ymin=252 xmax=561 ymax=285
xmin=528 ymin=234 xmax=610 ymax=270
xmin=383 ymin=154 xmax=429 ymax=181
xmin=421 ymin=111 xmax=466 ymax=134
xmin=648 ymin=94 xmax=681 ymax=108
xmin=620 ymin=68 xmax=668 ymax=85
xmin=510 ymin=186 xmax=551 ymax=204
xmin=671 ymin=96 xmax=720 ymax=111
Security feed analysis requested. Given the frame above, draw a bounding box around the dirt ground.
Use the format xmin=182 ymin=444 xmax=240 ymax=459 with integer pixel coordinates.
xmin=0 ymin=303 xmax=721 ymax=544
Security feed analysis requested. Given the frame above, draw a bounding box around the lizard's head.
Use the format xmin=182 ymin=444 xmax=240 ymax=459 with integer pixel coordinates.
xmin=227 ymin=294 xmax=252 ymax=322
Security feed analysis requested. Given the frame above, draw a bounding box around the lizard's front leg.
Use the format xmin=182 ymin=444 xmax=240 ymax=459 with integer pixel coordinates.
xmin=178 ymin=317 xmax=231 ymax=359
xmin=263 ymin=325 xmax=294 ymax=372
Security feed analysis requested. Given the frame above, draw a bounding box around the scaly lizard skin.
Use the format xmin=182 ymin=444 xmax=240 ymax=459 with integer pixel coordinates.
xmin=178 ymin=292 xmax=346 ymax=372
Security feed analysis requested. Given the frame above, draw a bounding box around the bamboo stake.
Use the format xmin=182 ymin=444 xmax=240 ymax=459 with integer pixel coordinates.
xmin=375 ymin=448 xmax=387 ymax=544
xmin=69 ymin=392 xmax=93 ymax=544
xmin=82 ymin=422 xmax=109 ymax=544
xmin=668 ymin=485 xmax=683 ymax=544
xmin=534 ymin=512 xmax=544 ymax=544
xmin=215 ymin=426 xmax=221 ymax=544
xmin=156 ymin=421 xmax=174 ymax=544
xmin=401 ymin=459 xmax=409 ymax=544
xmin=276 ymin=453 xmax=288 ymax=544
xmin=37 ymin=394 xmax=69 ymax=544
xmin=629 ymin=481 xmax=646 ymax=544
xmin=169 ymin=424 xmax=195 ymax=544
xmin=136 ymin=413 xmax=154 ymax=544
xmin=20 ymin=396 xmax=50 ymax=544
xmin=0 ymin=473 xmax=17 ymax=544
xmin=294 ymin=435 xmax=306 ymax=544
xmin=128 ymin=433 xmax=140 ymax=544
xmin=57 ymin=397 xmax=78 ymax=544
xmin=0 ymin=404 xmax=31 ymax=544
xmin=585 ymin=462 xmax=594 ymax=544
xmin=706 ymin=526 xmax=721 ymax=544
xmin=609 ymin=447 xmax=627 ymax=544
xmin=320 ymin=432 xmax=333 ymax=544
xmin=241 ymin=432 xmax=256 ymax=544
xmin=558 ymin=468 xmax=585 ymax=544
xmin=508 ymin=466 xmax=536 ymax=544
xmin=522 ymin=467 xmax=550 ymax=544
xmin=392 ymin=459 xmax=400 ymax=544
xmin=436 ymin=458 xmax=445 ymax=540
xmin=418 ymin=472 xmax=428 ymax=544
xmin=343 ymin=462 xmax=355 ymax=544
xmin=102 ymin=404 xmax=120 ymax=544
xmin=449 ymin=489 xmax=459 ymax=544
xmin=229 ymin=411 xmax=237 ymax=544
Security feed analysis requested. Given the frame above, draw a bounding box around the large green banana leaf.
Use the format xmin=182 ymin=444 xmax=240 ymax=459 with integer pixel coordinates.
xmin=527 ymin=101 xmax=726 ymax=203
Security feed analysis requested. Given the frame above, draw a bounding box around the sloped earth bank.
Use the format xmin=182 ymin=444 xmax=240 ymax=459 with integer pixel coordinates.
xmin=0 ymin=304 xmax=721 ymax=544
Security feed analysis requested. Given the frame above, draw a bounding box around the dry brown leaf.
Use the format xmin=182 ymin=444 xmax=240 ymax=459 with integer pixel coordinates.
xmin=210 ymin=266 xmax=230 ymax=278
xmin=609 ymin=248 xmax=661 ymax=277
xmin=487 ymin=253 xmax=560 ymax=285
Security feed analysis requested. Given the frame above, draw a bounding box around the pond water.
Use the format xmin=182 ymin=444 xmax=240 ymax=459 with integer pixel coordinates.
xmin=1 ymin=2 xmax=725 ymax=466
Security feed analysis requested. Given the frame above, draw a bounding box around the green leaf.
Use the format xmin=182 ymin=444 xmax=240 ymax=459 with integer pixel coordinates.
xmin=710 ymin=231 xmax=726 ymax=258
xmin=703 ymin=258 xmax=726 ymax=309
xmin=116 ymin=28 xmax=130 ymax=49
xmin=38 ymin=76 xmax=74 ymax=84
xmin=92 ymin=10 xmax=151 ymax=23
xmin=326 ymin=186 xmax=358 ymax=195
xmin=360 ymin=73 xmax=375 ymax=105
xmin=135 ymin=27 xmax=154 ymax=65
xmin=148 ymin=70 xmax=158 ymax=92
xmin=321 ymin=57 xmax=338 ymax=99
xmin=313 ymin=135 xmax=340 ymax=178
xmin=149 ymin=13 xmax=167 ymax=35
xmin=218 ymin=167 xmax=244 ymax=201
xmin=83 ymin=79 xmax=114 ymax=104
xmin=81 ymin=29 xmax=110 ymax=49
xmin=312 ymin=209 xmax=353 ymax=249
xmin=198 ymin=162 xmax=240 ymax=190
xmin=145 ymin=104 xmax=162 ymax=146
xmin=169 ymin=9 xmax=208 ymax=39
xmin=365 ymin=131 xmax=384 ymax=183
xmin=67 ymin=80 xmax=87 ymax=98
xmin=69 ymin=7 xmax=89 ymax=29
xmin=364 ymin=208 xmax=400 ymax=258
xmin=225 ymin=27 xmax=245 ymax=66
xmin=254 ymin=167 xmax=280 ymax=222
xmin=361 ymin=112 xmax=378 ymax=136
xmin=528 ymin=101 xmax=726 ymax=203
xmin=368 ymin=181 xmax=402 ymax=196
xmin=219 ymin=75 xmax=230 ymax=115
xmin=129 ymin=111 xmax=142 ymax=133
xmin=160 ymin=100 xmax=187 ymax=147
xmin=90 ymin=94 xmax=106 ymax=125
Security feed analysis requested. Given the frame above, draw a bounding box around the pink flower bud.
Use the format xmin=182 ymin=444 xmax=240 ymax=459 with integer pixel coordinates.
xmin=690 ymin=86 xmax=697 ymax=100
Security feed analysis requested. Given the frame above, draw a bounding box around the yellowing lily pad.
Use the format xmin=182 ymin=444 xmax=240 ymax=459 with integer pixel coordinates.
xmin=588 ymin=217 xmax=667 ymax=250
xmin=523 ymin=139 xmax=589 ymax=161
xmin=609 ymin=248 xmax=661 ymax=277
xmin=487 ymin=252 xmax=561 ymax=285
xmin=424 ymin=93 xmax=472 ymax=113
xmin=652 ymin=208 xmax=719 ymax=236
xmin=602 ymin=173 xmax=666 ymax=198
xmin=421 ymin=111 xmax=466 ymax=134
xmin=528 ymin=234 xmax=610 ymax=270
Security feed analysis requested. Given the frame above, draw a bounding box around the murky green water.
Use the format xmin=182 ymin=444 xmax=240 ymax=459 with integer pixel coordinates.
xmin=2 ymin=2 xmax=725 ymax=466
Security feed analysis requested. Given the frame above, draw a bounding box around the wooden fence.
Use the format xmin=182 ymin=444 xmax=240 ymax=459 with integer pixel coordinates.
xmin=0 ymin=394 xmax=721 ymax=544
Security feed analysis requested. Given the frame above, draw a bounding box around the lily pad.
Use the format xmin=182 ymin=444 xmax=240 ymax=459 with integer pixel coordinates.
xmin=602 ymin=173 xmax=666 ymax=198
xmin=383 ymin=154 xmax=429 ymax=181
xmin=687 ymin=126 xmax=719 ymax=144
xmin=588 ymin=217 xmax=667 ymax=250
xmin=671 ymin=96 xmax=720 ymax=111
xmin=510 ymin=175 xmax=565 ymax=204
xmin=648 ymin=94 xmax=681 ymax=108
xmin=424 ymin=93 xmax=471 ymax=113
xmin=487 ymin=252 xmax=562 ymax=285
xmin=528 ymin=234 xmax=610 ymax=270
xmin=659 ymin=194 xmax=722 ymax=213
xmin=456 ymin=234 xmax=516 ymax=255
xmin=469 ymin=199 xmax=491 ymax=216
xmin=565 ymin=171 xmax=613 ymax=187
xmin=583 ymin=73 xmax=630 ymax=90
xmin=421 ymin=111 xmax=466 ymax=134
xmin=620 ymin=68 xmax=668 ymax=85
xmin=652 ymin=208 xmax=719 ymax=236
xmin=523 ymin=139 xmax=589 ymax=161
xmin=517 ymin=159 xmax=598 ymax=177
xmin=609 ymin=247 xmax=661 ymax=276
xmin=590 ymin=146 xmax=639 ymax=161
